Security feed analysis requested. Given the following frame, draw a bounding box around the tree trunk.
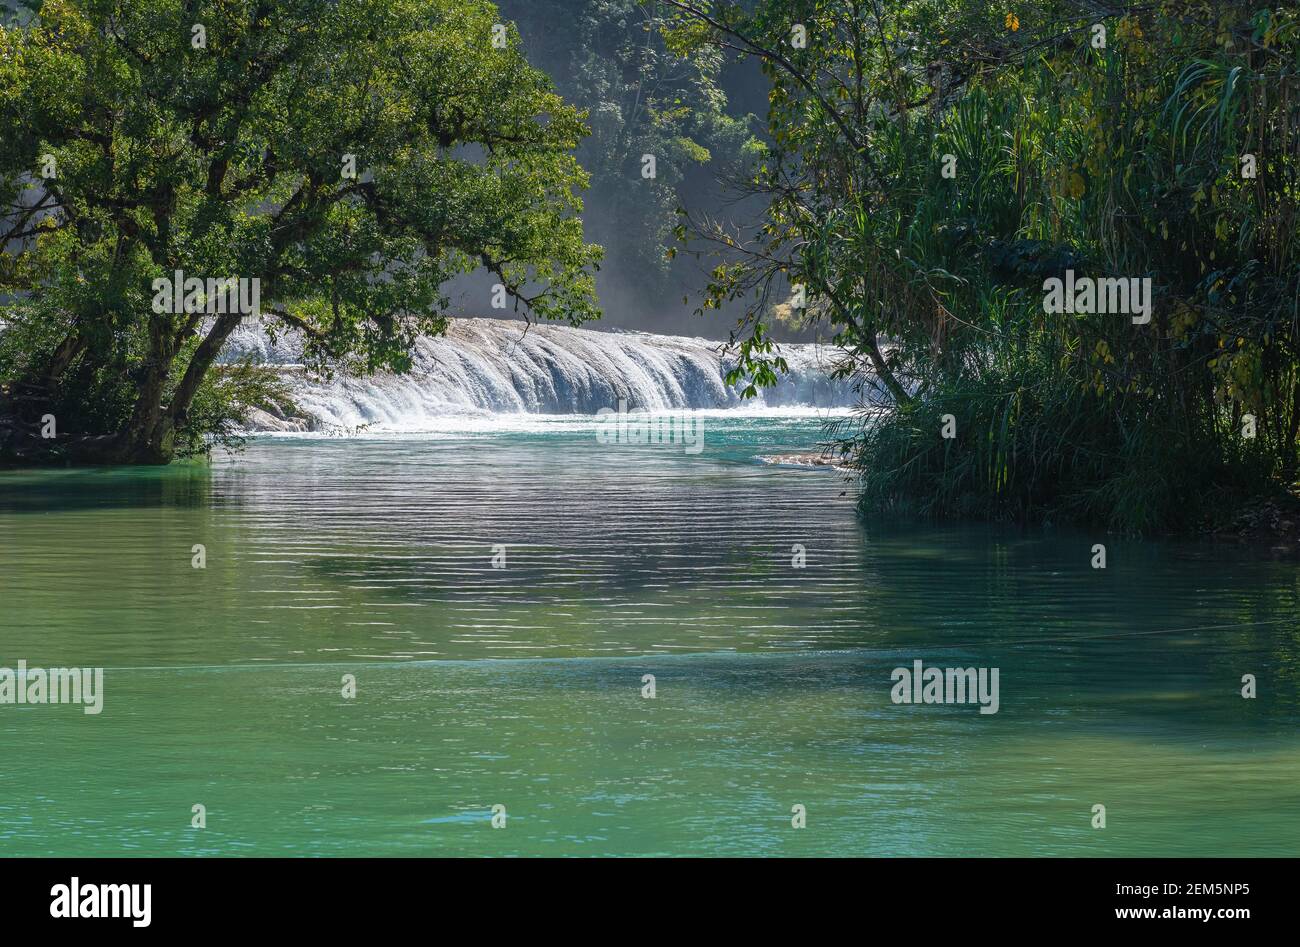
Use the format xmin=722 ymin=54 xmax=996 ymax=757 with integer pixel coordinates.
xmin=168 ymin=313 xmax=243 ymax=432
xmin=863 ymin=332 xmax=912 ymax=407
xmin=118 ymin=317 xmax=177 ymax=462
xmin=44 ymin=330 xmax=88 ymax=388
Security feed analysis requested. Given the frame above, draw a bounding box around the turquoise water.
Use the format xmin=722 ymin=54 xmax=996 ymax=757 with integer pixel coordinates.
xmin=1 ymin=415 xmax=1298 ymax=855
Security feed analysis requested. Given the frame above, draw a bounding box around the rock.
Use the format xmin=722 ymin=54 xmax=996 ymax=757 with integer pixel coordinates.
xmin=757 ymin=451 xmax=850 ymax=470
xmin=244 ymin=407 xmax=312 ymax=433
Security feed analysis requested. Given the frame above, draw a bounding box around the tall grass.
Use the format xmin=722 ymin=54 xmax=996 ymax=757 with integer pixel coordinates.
xmin=834 ymin=6 xmax=1300 ymax=534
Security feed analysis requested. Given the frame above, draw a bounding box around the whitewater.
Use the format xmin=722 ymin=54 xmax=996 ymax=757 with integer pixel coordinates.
xmin=221 ymin=317 xmax=871 ymax=432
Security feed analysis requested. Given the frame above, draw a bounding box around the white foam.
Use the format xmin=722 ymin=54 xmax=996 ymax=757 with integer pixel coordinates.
xmin=221 ymin=317 xmax=878 ymax=430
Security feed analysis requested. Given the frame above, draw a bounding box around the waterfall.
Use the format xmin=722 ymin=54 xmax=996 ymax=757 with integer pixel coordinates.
xmin=222 ymin=317 xmax=870 ymax=431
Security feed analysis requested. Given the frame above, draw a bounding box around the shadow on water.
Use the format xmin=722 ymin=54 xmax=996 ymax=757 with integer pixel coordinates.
xmin=0 ymin=460 xmax=213 ymax=513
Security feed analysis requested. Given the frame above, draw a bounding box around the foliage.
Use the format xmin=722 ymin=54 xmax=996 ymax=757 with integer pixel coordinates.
xmin=663 ymin=0 xmax=1300 ymax=532
xmin=1 ymin=0 xmax=600 ymax=463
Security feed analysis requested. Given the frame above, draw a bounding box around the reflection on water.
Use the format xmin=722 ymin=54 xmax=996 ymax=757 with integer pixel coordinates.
xmin=1 ymin=416 xmax=1298 ymax=855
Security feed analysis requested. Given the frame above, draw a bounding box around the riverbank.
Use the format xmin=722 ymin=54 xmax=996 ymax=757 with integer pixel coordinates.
xmin=1201 ymin=490 xmax=1300 ymax=558
xmin=759 ymin=445 xmax=1300 ymax=558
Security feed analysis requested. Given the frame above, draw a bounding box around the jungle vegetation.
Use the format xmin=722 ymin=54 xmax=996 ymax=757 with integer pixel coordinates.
xmin=662 ymin=0 xmax=1300 ymax=533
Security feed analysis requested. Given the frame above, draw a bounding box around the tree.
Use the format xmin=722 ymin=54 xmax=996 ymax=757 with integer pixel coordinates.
xmin=663 ymin=1 xmax=1300 ymax=532
xmin=0 ymin=0 xmax=600 ymax=464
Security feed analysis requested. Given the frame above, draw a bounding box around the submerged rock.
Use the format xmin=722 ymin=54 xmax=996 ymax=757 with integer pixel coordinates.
xmin=757 ymin=451 xmax=850 ymax=471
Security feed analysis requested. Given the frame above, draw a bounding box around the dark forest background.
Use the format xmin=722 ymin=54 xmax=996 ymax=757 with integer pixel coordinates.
xmin=488 ymin=0 xmax=779 ymax=339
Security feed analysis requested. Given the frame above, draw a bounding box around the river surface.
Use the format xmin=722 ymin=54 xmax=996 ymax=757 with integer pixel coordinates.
xmin=1 ymin=414 xmax=1298 ymax=856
